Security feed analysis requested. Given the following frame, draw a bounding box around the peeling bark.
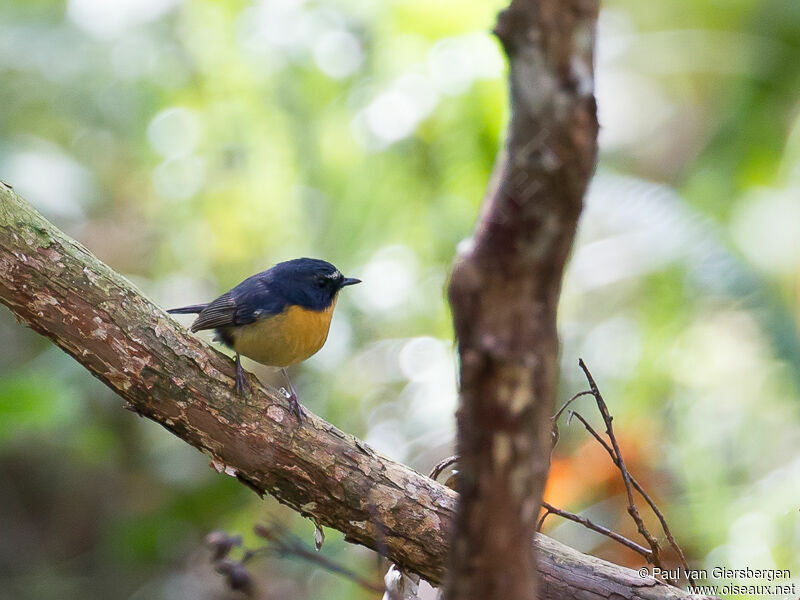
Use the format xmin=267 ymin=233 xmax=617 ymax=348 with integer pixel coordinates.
xmin=0 ymin=187 xmax=715 ymax=600
xmin=445 ymin=0 xmax=599 ymax=598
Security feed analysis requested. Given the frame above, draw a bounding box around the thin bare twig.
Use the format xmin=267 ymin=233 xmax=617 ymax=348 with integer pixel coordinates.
xmin=567 ymin=411 xmax=695 ymax=587
xmin=567 ymin=411 xmax=614 ymax=456
xmin=542 ymin=361 xmax=695 ymax=588
xmin=577 ymin=360 xmax=666 ymax=573
xmin=552 ymin=390 xmax=594 ymax=448
xmin=253 ymin=522 xmax=385 ymax=593
xmin=554 ymin=391 xmax=594 ymax=422
xmin=539 ymin=502 xmax=653 ymax=558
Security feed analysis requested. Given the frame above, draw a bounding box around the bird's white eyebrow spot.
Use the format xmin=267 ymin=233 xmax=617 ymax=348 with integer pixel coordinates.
xmin=327 ymin=271 xmax=342 ymax=280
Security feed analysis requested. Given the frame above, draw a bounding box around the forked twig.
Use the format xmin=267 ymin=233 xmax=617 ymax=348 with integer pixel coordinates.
xmin=577 ymin=360 xmax=672 ymax=582
xmin=567 ymin=410 xmax=694 ymax=586
xmin=432 ymin=453 xmax=656 ymax=573
xmin=541 ymin=360 xmax=696 ymax=588
xmin=552 ymin=390 xmax=594 ymax=448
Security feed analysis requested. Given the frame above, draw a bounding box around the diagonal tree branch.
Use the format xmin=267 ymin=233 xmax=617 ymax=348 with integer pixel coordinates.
xmin=0 ymin=185 xmax=453 ymax=583
xmin=0 ymin=187 xmax=715 ymax=600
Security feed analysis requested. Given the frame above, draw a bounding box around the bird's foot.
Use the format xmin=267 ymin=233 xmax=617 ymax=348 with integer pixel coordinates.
xmin=235 ymin=371 xmax=253 ymax=401
xmin=279 ymin=386 xmax=304 ymax=423
xmin=235 ymin=354 xmax=253 ymax=402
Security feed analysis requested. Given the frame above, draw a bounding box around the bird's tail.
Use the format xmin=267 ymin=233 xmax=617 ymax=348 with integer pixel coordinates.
xmin=167 ymin=304 xmax=208 ymax=315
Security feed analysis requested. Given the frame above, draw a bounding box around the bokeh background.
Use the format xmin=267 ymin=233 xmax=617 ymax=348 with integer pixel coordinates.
xmin=1 ymin=0 xmax=799 ymax=598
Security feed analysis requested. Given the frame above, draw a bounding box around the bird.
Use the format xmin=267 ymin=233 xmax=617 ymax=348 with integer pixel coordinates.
xmin=167 ymin=258 xmax=360 ymax=421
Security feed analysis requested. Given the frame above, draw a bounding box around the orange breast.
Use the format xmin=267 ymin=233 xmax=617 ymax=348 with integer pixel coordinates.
xmin=230 ymin=299 xmax=337 ymax=367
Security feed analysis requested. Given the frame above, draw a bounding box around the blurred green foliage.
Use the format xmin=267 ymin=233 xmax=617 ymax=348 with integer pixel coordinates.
xmin=1 ymin=0 xmax=799 ymax=598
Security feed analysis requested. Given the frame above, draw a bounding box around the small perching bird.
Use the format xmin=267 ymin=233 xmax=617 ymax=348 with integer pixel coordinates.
xmin=168 ymin=258 xmax=360 ymax=421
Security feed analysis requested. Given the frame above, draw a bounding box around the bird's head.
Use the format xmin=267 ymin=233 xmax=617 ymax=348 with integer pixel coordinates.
xmin=270 ymin=258 xmax=360 ymax=310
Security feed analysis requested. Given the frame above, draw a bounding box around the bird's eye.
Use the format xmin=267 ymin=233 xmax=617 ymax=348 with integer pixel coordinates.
xmin=317 ymin=277 xmax=327 ymax=288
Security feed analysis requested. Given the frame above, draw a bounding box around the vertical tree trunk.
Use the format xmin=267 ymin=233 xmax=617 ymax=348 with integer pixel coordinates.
xmin=444 ymin=1 xmax=599 ymax=598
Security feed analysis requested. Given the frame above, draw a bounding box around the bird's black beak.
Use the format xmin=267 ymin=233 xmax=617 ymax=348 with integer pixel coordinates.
xmin=340 ymin=277 xmax=361 ymax=288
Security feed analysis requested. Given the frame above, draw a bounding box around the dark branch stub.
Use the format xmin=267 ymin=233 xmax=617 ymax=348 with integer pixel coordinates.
xmin=429 ymin=455 xmax=459 ymax=483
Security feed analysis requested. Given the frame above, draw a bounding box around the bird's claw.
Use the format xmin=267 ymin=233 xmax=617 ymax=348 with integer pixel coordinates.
xmin=280 ymin=386 xmax=304 ymax=423
xmin=234 ymin=354 xmax=253 ymax=403
xmin=235 ymin=371 xmax=252 ymax=401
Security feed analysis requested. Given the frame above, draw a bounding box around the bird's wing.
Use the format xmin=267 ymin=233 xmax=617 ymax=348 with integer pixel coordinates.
xmin=190 ymin=292 xmax=238 ymax=332
xmin=190 ymin=276 xmax=286 ymax=332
